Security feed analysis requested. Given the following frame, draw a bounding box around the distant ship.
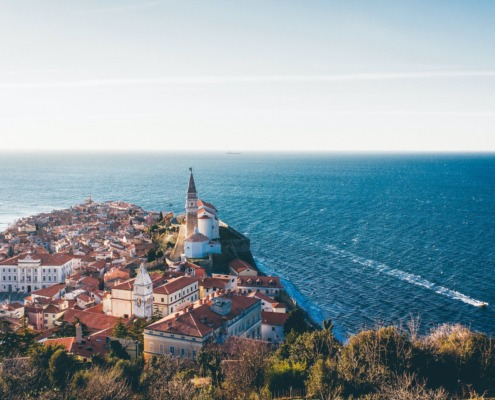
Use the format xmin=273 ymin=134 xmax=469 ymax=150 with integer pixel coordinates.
xmin=226 ymin=151 xmax=242 ymax=155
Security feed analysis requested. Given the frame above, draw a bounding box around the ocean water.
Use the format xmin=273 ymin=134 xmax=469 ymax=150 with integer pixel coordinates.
xmin=1 ymin=152 xmax=494 ymax=339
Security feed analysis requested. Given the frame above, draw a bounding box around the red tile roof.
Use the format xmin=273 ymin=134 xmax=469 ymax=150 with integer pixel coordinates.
xmin=237 ymin=276 xmax=283 ymax=289
xmin=0 ymin=253 xmax=74 ymax=266
xmin=31 ymin=283 xmax=66 ymax=298
xmin=147 ymin=295 xmax=259 ymax=338
xmin=63 ymin=309 xmax=126 ymax=332
xmin=261 ymin=311 xmax=289 ymax=326
xmin=154 ymin=276 xmax=198 ymax=295
xmin=197 ymin=199 xmax=217 ymax=212
xmin=229 ymin=258 xmax=255 ymax=273
xmin=44 ymin=335 xmax=109 ymax=359
xmin=200 ymin=277 xmax=230 ymax=290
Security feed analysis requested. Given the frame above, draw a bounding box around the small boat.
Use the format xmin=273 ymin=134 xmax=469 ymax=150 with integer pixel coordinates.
xmin=476 ymin=302 xmax=489 ymax=308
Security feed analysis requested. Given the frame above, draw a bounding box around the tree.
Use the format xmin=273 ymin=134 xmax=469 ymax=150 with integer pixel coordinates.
xmin=222 ymin=338 xmax=272 ymax=399
xmin=338 ymin=326 xmax=413 ymax=393
xmin=147 ymin=249 xmax=157 ymax=263
xmin=109 ymin=339 xmax=130 ymax=360
xmin=48 ymin=348 xmax=76 ymax=388
xmin=159 ymin=212 xmax=164 ymax=222
xmin=112 ymin=318 xmax=128 ymax=338
xmin=0 ymin=319 xmax=20 ymax=358
xmin=197 ymin=343 xmax=223 ymax=387
xmin=283 ymin=308 xmax=311 ymax=336
xmin=69 ymin=366 xmax=132 ymax=400
xmin=306 ymin=358 xmax=342 ymax=400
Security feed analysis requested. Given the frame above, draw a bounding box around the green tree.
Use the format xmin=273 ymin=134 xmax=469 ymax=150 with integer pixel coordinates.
xmin=283 ymin=308 xmax=311 ymax=336
xmin=306 ymin=358 xmax=342 ymax=400
xmin=265 ymin=359 xmax=307 ymax=394
xmin=109 ymin=339 xmax=130 ymax=360
xmin=147 ymin=249 xmax=157 ymax=262
xmin=112 ymin=318 xmax=128 ymax=338
xmin=48 ymin=348 xmax=76 ymax=388
xmin=0 ymin=319 xmax=20 ymax=358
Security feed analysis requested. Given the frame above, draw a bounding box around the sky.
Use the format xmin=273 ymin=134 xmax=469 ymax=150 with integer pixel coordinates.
xmin=1 ymin=0 xmax=495 ymax=152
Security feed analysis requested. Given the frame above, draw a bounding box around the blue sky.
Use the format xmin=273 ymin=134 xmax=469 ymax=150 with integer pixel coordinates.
xmin=1 ymin=0 xmax=494 ymax=151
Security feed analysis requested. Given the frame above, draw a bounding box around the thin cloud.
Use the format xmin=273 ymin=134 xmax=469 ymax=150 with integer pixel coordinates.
xmin=1 ymin=70 xmax=495 ymax=89
xmin=95 ymin=1 xmax=163 ymax=12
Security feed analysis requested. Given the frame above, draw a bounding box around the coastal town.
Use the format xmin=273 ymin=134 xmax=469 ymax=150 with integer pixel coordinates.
xmin=0 ymin=171 xmax=290 ymax=361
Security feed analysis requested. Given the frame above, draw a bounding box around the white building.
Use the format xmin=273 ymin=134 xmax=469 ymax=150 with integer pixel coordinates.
xmin=197 ymin=199 xmax=220 ymax=240
xmin=184 ymin=228 xmax=221 ymax=259
xmin=144 ymin=294 xmax=261 ymax=359
xmin=132 ymin=263 xmax=153 ymax=319
xmin=261 ymin=311 xmax=288 ymax=344
xmin=183 ymin=170 xmax=222 ymax=259
xmin=107 ymin=273 xmax=199 ymax=320
xmin=0 ymin=253 xmax=75 ymax=293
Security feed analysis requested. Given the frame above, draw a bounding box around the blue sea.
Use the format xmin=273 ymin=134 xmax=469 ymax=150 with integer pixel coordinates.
xmin=1 ymin=152 xmax=494 ymax=339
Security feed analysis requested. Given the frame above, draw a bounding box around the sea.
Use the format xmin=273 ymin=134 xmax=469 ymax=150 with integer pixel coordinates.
xmin=1 ymin=152 xmax=494 ymax=340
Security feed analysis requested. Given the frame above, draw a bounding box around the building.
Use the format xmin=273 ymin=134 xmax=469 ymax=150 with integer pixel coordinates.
xmin=107 ymin=271 xmax=199 ymax=320
xmin=229 ymin=259 xmax=258 ymax=277
xmin=184 ymin=228 xmax=221 ymax=259
xmin=261 ymin=311 xmax=289 ymax=343
xmin=183 ymin=170 xmax=222 ymax=259
xmin=185 ymin=168 xmax=198 ymax=238
xmin=0 ymin=253 xmax=75 ymax=293
xmin=237 ymin=276 xmax=283 ymax=298
xmin=132 ymin=263 xmax=153 ymax=318
xmin=143 ymin=294 xmax=261 ymax=359
xmin=247 ymin=291 xmax=287 ymax=313
xmin=197 ymin=199 xmax=220 ymax=240
xmin=152 ymin=276 xmax=199 ymax=318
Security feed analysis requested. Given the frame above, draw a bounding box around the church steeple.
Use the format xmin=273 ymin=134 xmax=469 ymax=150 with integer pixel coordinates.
xmin=187 ymin=167 xmax=197 ymax=194
xmin=133 ymin=263 xmax=153 ymax=318
xmin=185 ymin=168 xmax=198 ymax=237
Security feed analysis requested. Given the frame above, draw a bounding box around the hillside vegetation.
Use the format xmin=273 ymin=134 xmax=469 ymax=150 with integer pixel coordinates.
xmin=1 ymin=318 xmax=494 ymax=399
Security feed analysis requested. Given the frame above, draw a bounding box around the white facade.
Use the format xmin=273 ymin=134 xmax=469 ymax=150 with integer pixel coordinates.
xmin=0 ymin=253 xmax=74 ymax=293
xmin=198 ymin=201 xmax=220 ymax=239
xmin=261 ymin=321 xmax=286 ymax=343
xmin=132 ymin=263 xmax=153 ymax=318
xmin=197 ymin=215 xmax=213 ymax=239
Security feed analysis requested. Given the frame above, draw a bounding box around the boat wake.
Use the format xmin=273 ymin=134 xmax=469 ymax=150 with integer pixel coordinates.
xmin=326 ymin=245 xmax=489 ymax=308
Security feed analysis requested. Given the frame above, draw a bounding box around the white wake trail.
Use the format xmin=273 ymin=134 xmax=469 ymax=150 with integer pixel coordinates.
xmin=327 ymin=245 xmax=488 ymax=308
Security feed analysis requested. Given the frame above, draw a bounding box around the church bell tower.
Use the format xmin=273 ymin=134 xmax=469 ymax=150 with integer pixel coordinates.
xmin=133 ymin=263 xmax=153 ymax=318
xmin=186 ymin=168 xmax=198 ymax=237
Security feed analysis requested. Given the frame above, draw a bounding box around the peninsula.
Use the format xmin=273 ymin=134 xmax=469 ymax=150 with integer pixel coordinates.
xmin=1 ymin=171 xmax=494 ymax=399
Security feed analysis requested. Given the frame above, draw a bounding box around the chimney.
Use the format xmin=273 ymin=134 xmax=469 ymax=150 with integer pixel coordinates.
xmin=75 ymin=323 xmax=83 ymax=344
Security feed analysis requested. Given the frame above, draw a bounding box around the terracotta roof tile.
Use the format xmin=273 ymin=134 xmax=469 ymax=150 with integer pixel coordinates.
xmin=147 ymin=295 xmax=259 ymax=338
xmin=261 ymin=311 xmax=289 ymax=326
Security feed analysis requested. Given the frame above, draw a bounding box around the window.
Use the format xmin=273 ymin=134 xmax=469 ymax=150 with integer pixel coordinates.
xmin=161 ymin=298 xmax=164 ymax=302
xmin=48 ymin=276 xmax=51 ymax=281
xmin=149 ymin=343 xmax=154 ymax=352
xmin=159 ymin=344 xmax=164 ymax=354
xmin=43 ymin=276 xmax=46 ymax=281
xmin=170 ymin=346 xmax=175 ymax=354
xmin=192 ymin=350 xmax=196 ymax=357
xmin=181 ymin=348 xmax=185 ymax=356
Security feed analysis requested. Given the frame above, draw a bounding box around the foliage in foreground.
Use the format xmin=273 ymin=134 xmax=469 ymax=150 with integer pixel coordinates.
xmin=1 ymin=318 xmax=494 ymax=399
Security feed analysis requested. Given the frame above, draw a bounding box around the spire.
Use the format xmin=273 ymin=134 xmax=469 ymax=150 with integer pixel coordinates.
xmin=187 ymin=168 xmax=197 ymax=195
xmin=134 ymin=262 xmax=152 ymax=286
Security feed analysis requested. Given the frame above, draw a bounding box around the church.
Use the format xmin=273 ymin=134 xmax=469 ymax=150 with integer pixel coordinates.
xmin=183 ymin=169 xmax=221 ymax=259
